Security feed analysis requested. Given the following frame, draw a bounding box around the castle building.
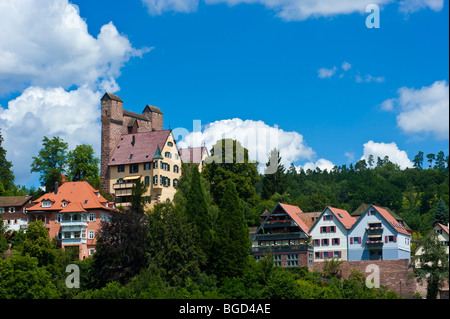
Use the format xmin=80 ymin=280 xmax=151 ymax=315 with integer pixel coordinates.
xmin=100 ymin=93 xmax=181 ymax=209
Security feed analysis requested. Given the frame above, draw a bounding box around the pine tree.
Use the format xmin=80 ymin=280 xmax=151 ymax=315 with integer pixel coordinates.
xmin=211 ymin=180 xmax=250 ymax=282
xmin=185 ymin=165 xmax=212 ymax=262
xmin=261 ymin=148 xmax=286 ymax=200
xmin=433 ymin=198 xmax=449 ymax=225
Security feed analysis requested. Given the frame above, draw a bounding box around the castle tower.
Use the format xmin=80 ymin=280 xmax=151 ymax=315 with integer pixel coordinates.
xmin=100 ymin=93 xmax=164 ymax=194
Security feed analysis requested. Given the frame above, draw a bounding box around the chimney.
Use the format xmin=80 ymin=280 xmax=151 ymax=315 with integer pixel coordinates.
xmin=54 ymin=182 xmax=59 ymax=194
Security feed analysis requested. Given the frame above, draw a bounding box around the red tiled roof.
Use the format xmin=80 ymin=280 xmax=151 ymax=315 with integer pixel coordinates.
xmin=108 ymin=130 xmax=171 ymax=166
xmin=372 ymin=205 xmax=410 ymax=235
xmin=278 ymin=203 xmax=310 ymax=234
xmin=27 ymin=181 xmax=113 ymax=212
xmin=327 ymin=206 xmax=357 ymax=229
xmin=436 ymin=223 xmax=449 ymax=235
xmin=179 ymin=147 xmax=207 ymax=164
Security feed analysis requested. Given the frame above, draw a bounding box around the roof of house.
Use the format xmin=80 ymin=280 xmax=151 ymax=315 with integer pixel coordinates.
xmin=352 ymin=203 xmax=413 ymax=231
xmin=143 ymin=104 xmax=163 ymax=115
xmin=123 ymin=110 xmax=150 ymax=122
xmin=372 ymin=205 xmax=410 ymax=235
xmin=435 ymin=222 xmax=449 ymax=235
xmin=101 ymin=92 xmax=123 ymax=102
xmin=278 ymin=203 xmax=310 ymax=234
xmin=296 ymin=211 xmax=321 ymax=229
xmin=108 ymin=130 xmax=172 ymax=166
xmin=0 ymin=196 xmax=32 ymax=207
xmin=27 ymin=181 xmax=113 ymax=213
xmin=327 ymin=206 xmax=357 ymax=229
xmin=179 ymin=146 xmax=207 ymax=164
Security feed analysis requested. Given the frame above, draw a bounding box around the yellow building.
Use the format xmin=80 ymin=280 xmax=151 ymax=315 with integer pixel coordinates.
xmin=107 ymin=130 xmax=182 ymax=210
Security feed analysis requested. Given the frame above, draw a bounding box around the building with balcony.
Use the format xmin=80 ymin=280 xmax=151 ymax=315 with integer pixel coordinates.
xmin=308 ymin=206 xmax=357 ymax=261
xmin=107 ymin=129 xmax=182 ymax=209
xmin=26 ymin=181 xmax=116 ymax=260
xmin=0 ymin=196 xmax=33 ymax=232
xmin=347 ymin=204 xmax=411 ymax=261
xmin=250 ymin=202 xmax=313 ymax=268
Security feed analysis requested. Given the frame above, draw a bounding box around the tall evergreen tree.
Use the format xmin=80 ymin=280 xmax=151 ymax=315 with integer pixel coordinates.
xmin=433 ymin=198 xmax=449 ymax=225
xmin=261 ymin=148 xmax=286 ymax=200
xmin=413 ymin=151 xmax=424 ymax=170
xmin=0 ymin=129 xmax=15 ymax=192
xmin=185 ymin=165 xmax=212 ymax=262
xmin=211 ymin=180 xmax=250 ymax=282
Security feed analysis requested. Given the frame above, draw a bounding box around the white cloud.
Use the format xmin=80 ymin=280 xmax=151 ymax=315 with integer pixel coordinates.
xmin=399 ymin=0 xmax=444 ymax=13
xmin=382 ymin=80 xmax=449 ymax=139
xmin=0 ymin=0 xmax=149 ymax=186
xmin=0 ymin=86 xmax=102 ymax=185
xmin=317 ymin=66 xmax=337 ymax=79
xmin=177 ymin=118 xmax=315 ymax=173
xmin=360 ymin=140 xmax=413 ymax=169
xmin=341 ymin=61 xmax=352 ymax=71
xmin=355 ymin=74 xmax=385 ymax=83
xmin=300 ymin=158 xmax=335 ymax=172
xmin=0 ymin=0 xmax=149 ymax=95
xmin=142 ymin=0 xmax=199 ymax=15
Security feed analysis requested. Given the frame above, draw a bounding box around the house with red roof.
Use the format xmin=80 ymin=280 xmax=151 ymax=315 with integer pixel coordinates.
xmin=308 ymin=206 xmax=357 ymax=261
xmin=179 ymin=146 xmax=209 ymax=172
xmin=26 ymin=181 xmax=116 ymax=260
xmin=347 ymin=204 xmax=411 ymax=261
xmin=0 ymin=196 xmax=33 ymax=232
xmin=250 ymin=203 xmax=314 ymax=268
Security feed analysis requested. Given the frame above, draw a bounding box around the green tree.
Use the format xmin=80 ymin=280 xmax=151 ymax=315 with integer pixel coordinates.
xmin=426 ymin=153 xmax=435 ymax=169
xmin=0 ymin=129 xmax=15 ymax=192
xmin=202 ymin=138 xmax=260 ymax=207
xmin=130 ymin=178 xmax=148 ymax=215
xmin=67 ymin=144 xmax=100 ymax=183
xmin=211 ymin=180 xmax=250 ymax=282
xmin=414 ymin=231 xmax=449 ymax=299
xmin=413 ymin=151 xmax=424 ymax=170
xmin=433 ymin=198 xmax=449 ymax=225
xmin=147 ymin=203 xmax=206 ymax=286
xmin=93 ymin=209 xmax=149 ymax=286
xmin=261 ymin=148 xmax=287 ymax=200
xmin=185 ymin=165 xmax=212 ymax=261
xmin=31 ymin=136 xmax=68 ymax=192
xmin=434 ymin=151 xmax=446 ymax=172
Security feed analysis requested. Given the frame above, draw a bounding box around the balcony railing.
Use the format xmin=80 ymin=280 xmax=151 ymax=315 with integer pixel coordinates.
xmin=113 ymin=182 xmax=135 ymax=190
xmin=252 ymin=232 xmax=308 ymax=241
xmin=61 ymin=238 xmax=87 ymax=245
xmin=250 ymin=244 xmax=312 ymax=254
xmin=60 ymin=220 xmax=88 ymax=227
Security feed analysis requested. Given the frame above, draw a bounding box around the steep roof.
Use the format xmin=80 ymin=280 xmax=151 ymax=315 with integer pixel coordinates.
xmin=108 ymin=130 xmax=171 ymax=166
xmin=0 ymin=196 xmax=32 ymax=207
xmin=327 ymin=206 xmax=357 ymax=229
xmin=278 ymin=203 xmax=310 ymax=234
xmin=297 ymin=211 xmax=322 ymax=229
xmin=101 ymin=92 xmax=123 ymax=102
xmin=143 ymin=104 xmax=163 ymax=115
xmin=435 ymin=222 xmax=449 ymax=235
xmin=179 ymin=146 xmax=207 ymax=164
xmin=352 ymin=203 xmax=413 ymax=231
xmin=372 ymin=205 xmax=410 ymax=235
xmin=27 ymin=181 xmax=113 ymax=213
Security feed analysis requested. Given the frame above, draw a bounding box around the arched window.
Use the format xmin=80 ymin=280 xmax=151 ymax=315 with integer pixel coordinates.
xmin=145 ymin=176 xmax=150 ymax=186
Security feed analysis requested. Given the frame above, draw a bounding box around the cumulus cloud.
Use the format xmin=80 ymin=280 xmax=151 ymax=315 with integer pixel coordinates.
xmin=360 ymin=140 xmax=413 ymax=169
xmin=0 ymin=86 xmax=102 ymax=185
xmin=176 ymin=118 xmax=315 ymax=173
xmin=141 ymin=0 xmax=444 ymax=20
xmin=0 ymin=0 xmax=149 ymax=95
xmin=0 ymin=0 xmax=148 ymax=185
xmin=317 ymin=66 xmax=337 ymax=79
xmin=300 ymin=159 xmax=336 ymax=172
xmin=382 ymin=80 xmax=449 ymax=139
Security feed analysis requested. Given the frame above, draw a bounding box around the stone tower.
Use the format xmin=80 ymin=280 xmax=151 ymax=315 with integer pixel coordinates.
xmin=100 ymin=92 xmax=164 ymax=193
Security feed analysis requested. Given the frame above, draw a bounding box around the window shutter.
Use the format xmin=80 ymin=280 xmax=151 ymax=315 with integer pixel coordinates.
xmin=323 ymin=215 xmax=326 ymax=221
xmin=330 ymin=215 xmax=333 ymax=220
xmin=350 ymin=237 xmax=353 ymax=244
xmin=337 ymin=238 xmax=340 ymax=245
xmin=338 ymin=251 xmax=342 ymax=258
xmin=358 ymin=237 xmax=361 ymax=243
xmin=320 ymin=252 xmax=323 ymax=258
xmin=394 ymin=235 xmax=397 ymax=243
xmin=327 ymin=226 xmax=330 ymax=233
xmin=385 ymin=236 xmax=388 ymax=243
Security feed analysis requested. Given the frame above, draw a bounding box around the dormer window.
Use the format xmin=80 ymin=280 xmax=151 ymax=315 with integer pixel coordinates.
xmin=42 ymin=201 xmax=52 ymax=208
xmin=62 ymin=201 xmax=68 ymax=207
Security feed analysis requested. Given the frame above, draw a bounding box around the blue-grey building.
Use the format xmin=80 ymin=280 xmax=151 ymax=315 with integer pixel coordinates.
xmin=348 ymin=204 xmax=411 ymax=261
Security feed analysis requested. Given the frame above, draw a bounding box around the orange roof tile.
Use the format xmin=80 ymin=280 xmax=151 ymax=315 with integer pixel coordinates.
xmin=327 ymin=206 xmax=357 ymax=229
xmin=278 ymin=203 xmax=310 ymax=234
xmin=27 ymin=181 xmax=113 ymax=213
xmin=372 ymin=205 xmax=409 ymax=235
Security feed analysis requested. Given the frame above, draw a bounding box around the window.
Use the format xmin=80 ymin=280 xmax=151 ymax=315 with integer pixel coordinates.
xmin=273 ymin=255 xmax=282 ymax=267
xmin=8 ymin=207 xmax=15 ymax=213
xmin=173 ymin=179 xmax=179 ymax=188
xmin=323 ymin=215 xmax=333 ymax=221
xmin=130 ymin=164 xmax=139 ymax=174
xmin=89 ymin=213 xmax=96 ymax=222
xmin=41 ymin=201 xmax=51 ymax=208
xmin=145 ymin=176 xmax=150 ymax=186
xmin=118 ymin=165 xmax=125 ymax=173
xmin=153 ymin=161 xmax=158 ymax=169
xmin=88 ymin=230 xmax=95 ymax=239
xmin=386 ymin=235 xmax=397 ymax=243
xmin=153 ymin=175 xmax=158 ymax=185
xmin=174 ymin=165 xmax=179 ymax=173
xmin=0 ymin=208 xmax=3 ymax=214
xmin=62 ymin=201 xmax=68 ymax=207
xmin=313 ymin=239 xmax=320 ymax=246
xmin=321 ymin=239 xmax=329 ymax=246
xmin=309 ymin=253 xmax=313 ymax=267
xmin=350 ymin=237 xmax=362 ymax=244
xmin=55 ymin=214 xmax=62 ymax=223
xmin=144 ymin=162 xmax=151 ymax=170
xmin=165 ymin=152 xmax=172 ymax=158
xmin=334 ymin=251 xmax=341 ymax=258
xmin=286 ymin=254 xmax=299 ymax=267
xmin=167 ymin=141 xmax=173 ymax=147
xmin=89 ymin=248 xmax=95 ymax=255
xmin=320 ymin=226 xmax=336 ymax=233
xmin=332 ymin=238 xmax=340 ymax=245
xmin=129 ymin=154 xmax=133 ymax=159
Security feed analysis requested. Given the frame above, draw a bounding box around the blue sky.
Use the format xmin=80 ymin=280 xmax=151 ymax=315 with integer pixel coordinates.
xmin=0 ymin=0 xmax=448 ymax=187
